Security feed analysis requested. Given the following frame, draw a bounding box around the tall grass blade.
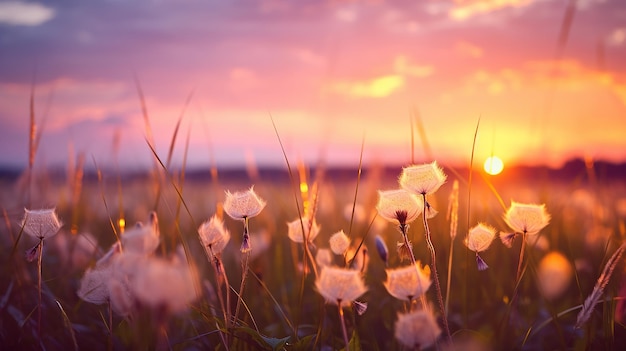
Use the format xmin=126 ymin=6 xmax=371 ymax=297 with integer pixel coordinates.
xmin=575 ymin=242 xmax=626 ymax=329
xmin=55 ymin=300 xmax=78 ymax=351
xmin=347 ymin=135 xmax=365 ymax=238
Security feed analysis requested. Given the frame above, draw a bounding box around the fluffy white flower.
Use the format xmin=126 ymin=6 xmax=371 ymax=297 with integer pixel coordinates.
xmin=223 ymin=186 xmax=266 ymax=220
xmin=399 ymin=161 xmax=447 ymax=196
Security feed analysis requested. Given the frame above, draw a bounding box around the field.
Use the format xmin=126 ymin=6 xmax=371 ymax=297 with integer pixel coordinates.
xmin=1 ymin=158 xmax=626 ymax=350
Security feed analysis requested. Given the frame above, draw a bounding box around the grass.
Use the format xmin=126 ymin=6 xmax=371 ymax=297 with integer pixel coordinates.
xmin=1 ymin=115 xmax=626 ymax=350
xmin=0 ymin=157 xmax=626 ymax=350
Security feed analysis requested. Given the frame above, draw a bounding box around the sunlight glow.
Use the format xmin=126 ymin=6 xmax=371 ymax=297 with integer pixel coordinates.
xmin=484 ymin=156 xmax=504 ymax=175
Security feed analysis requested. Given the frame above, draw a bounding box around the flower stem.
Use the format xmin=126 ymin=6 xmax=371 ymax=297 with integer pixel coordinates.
xmin=37 ymin=238 xmax=43 ymax=338
xmin=516 ymin=232 xmax=527 ymax=283
xmin=422 ymin=194 xmax=452 ymax=343
xmin=234 ymin=218 xmax=251 ymax=326
xmin=399 ymin=224 xmax=428 ymax=311
xmin=338 ymin=302 xmax=350 ymax=349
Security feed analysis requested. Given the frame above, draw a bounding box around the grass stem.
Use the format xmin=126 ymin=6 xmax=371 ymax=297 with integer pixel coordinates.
xmin=422 ymin=194 xmax=452 ymax=344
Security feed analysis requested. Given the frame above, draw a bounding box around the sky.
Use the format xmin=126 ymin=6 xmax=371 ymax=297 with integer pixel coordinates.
xmin=0 ymin=0 xmax=625 ymax=172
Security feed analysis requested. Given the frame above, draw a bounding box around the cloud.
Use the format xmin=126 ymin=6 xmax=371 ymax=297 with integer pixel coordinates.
xmin=607 ymin=28 xmax=626 ymax=47
xmin=328 ymin=74 xmax=405 ymax=98
xmin=449 ymin=0 xmax=535 ymax=21
xmin=393 ymin=56 xmax=434 ymax=78
xmin=456 ymin=41 xmax=484 ymax=58
xmin=0 ymin=1 xmax=55 ymax=26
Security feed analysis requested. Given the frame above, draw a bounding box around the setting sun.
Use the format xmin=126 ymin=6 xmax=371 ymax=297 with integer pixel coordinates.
xmin=484 ymin=156 xmax=504 ymax=175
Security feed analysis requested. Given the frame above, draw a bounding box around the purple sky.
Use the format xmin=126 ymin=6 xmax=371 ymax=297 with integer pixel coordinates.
xmin=1 ymin=0 xmax=625 ymax=171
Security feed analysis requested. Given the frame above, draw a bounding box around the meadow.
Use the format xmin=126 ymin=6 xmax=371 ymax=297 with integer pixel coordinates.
xmin=1 ymin=152 xmax=626 ymax=350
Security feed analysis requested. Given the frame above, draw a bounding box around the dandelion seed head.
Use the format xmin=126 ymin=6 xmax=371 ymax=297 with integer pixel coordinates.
xmin=465 ymin=223 xmax=496 ymax=253
xmin=384 ymin=262 xmax=432 ymax=301
xmin=537 ymin=251 xmax=573 ymax=300
xmin=287 ymin=216 xmax=321 ymax=243
xmin=399 ymin=161 xmax=447 ymax=196
xmin=316 ymin=248 xmax=333 ymax=268
xmin=132 ymin=256 xmax=198 ymax=314
xmin=376 ymin=189 xmax=423 ymax=225
xmin=223 ymin=186 xmax=266 ymax=220
xmin=504 ymin=201 xmax=551 ymax=235
xmin=198 ymin=215 xmax=231 ymax=257
xmin=394 ymin=309 xmax=441 ymax=349
xmin=120 ymin=213 xmax=160 ymax=255
xmin=77 ymin=266 xmax=112 ymax=305
xmin=21 ymin=208 xmax=62 ymax=240
xmin=329 ymin=230 xmax=351 ymax=255
xmin=315 ymin=266 xmax=367 ymax=307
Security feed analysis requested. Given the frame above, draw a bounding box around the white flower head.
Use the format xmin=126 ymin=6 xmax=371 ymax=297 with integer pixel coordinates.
xmin=21 ymin=208 xmax=62 ymax=240
xmin=504 ymin=201 xmax=551 ymax=235
xmin=198 ymin=215 xmax=231 ymax=257
xmin=287 ymin=216 xmax=321 ymax=243
xmin=315 ymin=266 xmax=367 ymax=307
xmin=384 ymin=262 xmax=432 ymax=301
xmin=376 ymin=189 xmax=423 ymax=225
xmin=77 ymin=265 xmax=112 ymax=305
xmin=315 ymin=248 xmax=333 ymax=268
xmin=465 ymin=223 xmax=496 ymax=253
xmin=399 ymin=161 xmax=447 ymax=196
xmin=120 ymin=212 xmax=160 ymax=255
xmin=329 ymin=230 xmax=351 ymax=255
xmin=465 ymin=223 xmax=496 ymax=271
xmin=223 ymin=186 xmax=266 ymax=220
xmin=132 ymin=256 xmax=198 ymax=314
xmin=394 ymin=310 xmax=441 ymax=349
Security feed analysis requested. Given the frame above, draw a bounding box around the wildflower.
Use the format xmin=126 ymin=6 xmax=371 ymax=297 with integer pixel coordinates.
xmin=120 ymin=212 xmax=160 ymax=255
xmin=394 ymin=309 xmax=441 ymax=349
xmin=223 ymin=186 xmax=266 ymax=220
xmin=399 ymin=161 xmax=447 ymax=196
xmin=287 ymin=216 xmax=321 ymax=243
xmin=465 ymin=223 xmax=496 ymax=271
xmin=77 ymin=265 xmax=112 ymax=305
xmin=224 ymin=186 xmax=266 ymax=253
xmin=329 ymin=230 xmax=350 ymax=255
xmin=376 ymin=189 xmax=423 ymax=225
xmin=21 ymin=208 xmax=62 ymax=240
xmin=132 ymin=256 xmax=199 ymax=314
xmin=198 ymin=215 xmax=231 ymax=257
xmin=108 ymin=253 xmax=145 ymax=316
xmin=374 ymin=235 xmax=389 ymax=266
xmin=315 ymin=266 xmax=367 ymax=307
xmin=316 ymin=248 xmax=333 ymax=268
xmin=537 ymin=251 xmax=573 ymax=300
xmin=384 ymin=262 xmax=432 ymax=301
xmin=504 ymin=201 xmax=551 ymax=235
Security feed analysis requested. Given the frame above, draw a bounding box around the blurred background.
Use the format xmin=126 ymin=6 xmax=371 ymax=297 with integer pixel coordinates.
xmin=1 ymin=0 xmax=625 ymax=173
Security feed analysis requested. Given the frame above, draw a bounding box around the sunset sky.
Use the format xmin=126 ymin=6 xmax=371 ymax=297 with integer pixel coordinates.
xmin=1 ymin=0 xmax=625 ymax=171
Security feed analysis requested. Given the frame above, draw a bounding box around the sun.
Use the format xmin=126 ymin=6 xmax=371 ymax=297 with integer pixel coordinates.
xmin=484 ymin=156 xmax=504 ymax=175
